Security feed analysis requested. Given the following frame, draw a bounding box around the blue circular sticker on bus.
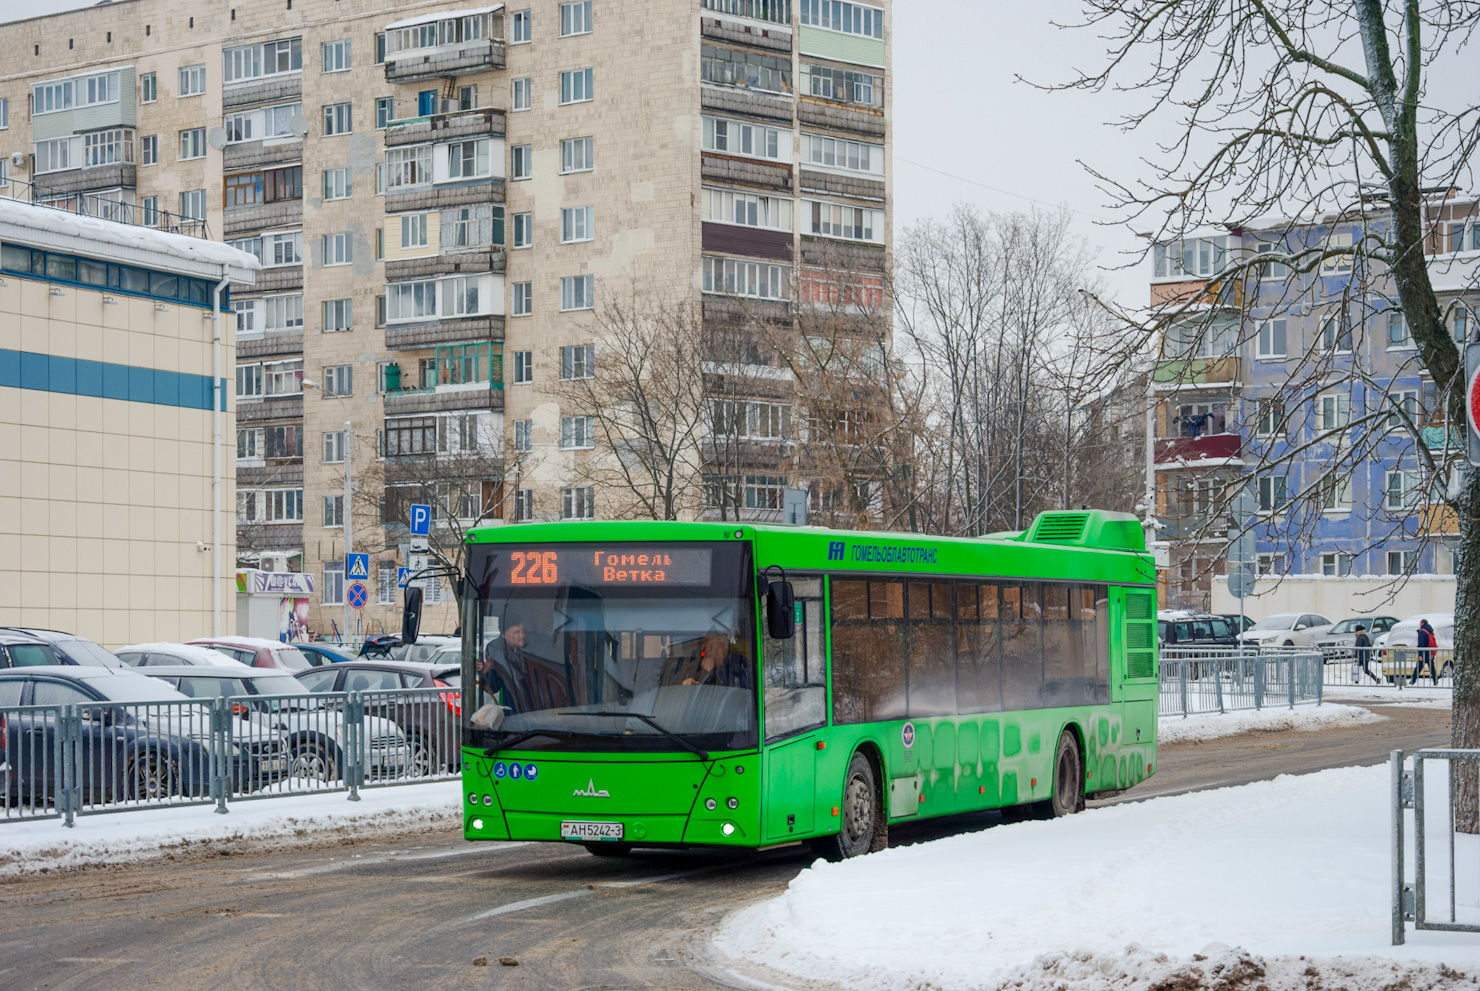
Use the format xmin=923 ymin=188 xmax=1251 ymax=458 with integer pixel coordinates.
xmin=524 ymin=764 xmax=538 ymax=781
xmin=492 ymin=761 xmax=508 ymax=779
xmin=901 ymin=721 xmax=916 ymax=749
xmin=510 ymin=763 xmax=524 ymax=780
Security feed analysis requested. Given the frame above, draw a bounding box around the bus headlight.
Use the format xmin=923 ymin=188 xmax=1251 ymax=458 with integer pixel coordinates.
xmin=472 ymin=818 xmax=484 ymax=831
xmin=720 ymin=822 xmax=736 ymax=836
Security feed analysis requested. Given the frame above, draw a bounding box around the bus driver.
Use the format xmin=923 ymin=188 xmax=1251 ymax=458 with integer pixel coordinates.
xmin=679 ymin=630 xmax=750 ymax=689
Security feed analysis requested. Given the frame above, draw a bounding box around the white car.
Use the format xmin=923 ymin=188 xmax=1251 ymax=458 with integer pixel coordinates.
xmin=1237 ymin=612 xmax=1335 ymax=647
xmin=1374 ymin=614 xmax=1454 ymax=651
xmin=116 ymin=642 xmax=252 ymax=669
xmin=389 ymin=635 xmax=461 ymax=665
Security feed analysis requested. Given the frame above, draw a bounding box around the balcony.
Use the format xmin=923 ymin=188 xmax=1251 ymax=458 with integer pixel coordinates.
xmin=383 ymin=383 xmax=505 ymax=416
xmin=384 ymin=107 xmax=505 ymax=147
xmin=798 ymin=99 xmax=885 ymax=139
xmin=34 ymin=163 xmax=136 ymax=198
xmin=1149 ymin=275 xmax=1243 ymax=310
xmin=1152 ymin=355 xmax=1241 ymax=389
xmin=222 ymin=75 xmax=302 ymax=111
xmin=701 ymin=154 xmax=792 ymax=192
xmin=1154 ymin=432 xmax=1242 ymax=467
xmin=223 ymin=139 xmax=302 ymax=172
xmin=385 ymin=249 xmax=504 ymax=284
xmin=1157 ymin=514 xmax=1229 ymax=541
xmin=384 ymin=179 xmax=505 ymax=214
xmin=224 ymin=199 xmax=303 ymax=237
xmin=385 ymin=314 xmax=504 ymax=350
xmin=385 ymin=40 xmax=505 ymax=83
xmin=237 ymin=329 xmax=304 ymax=360
xmin=701 ymin=85 xmax=794 ymax=124
xmin=236 ymin=395 xmax=303 ymax=424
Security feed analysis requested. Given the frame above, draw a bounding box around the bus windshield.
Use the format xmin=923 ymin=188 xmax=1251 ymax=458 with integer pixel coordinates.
xmin=463 ymin=542 xmax=756 ymax=753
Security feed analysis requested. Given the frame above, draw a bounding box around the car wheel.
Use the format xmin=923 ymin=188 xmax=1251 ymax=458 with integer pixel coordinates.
xmin=1283 ymin=640 xmax=1294 ymax=648
xmin=811 ymin=751 xmax=884 ymax=861
xmin=1049 ymin=730 xmax=1085 ymax=817
xmin=291 ymin=741 xmax=338 ymax=783
xmin=1443 ymin=661 xmax=1455 ymax=678
xmin=406 ymin=735 xmax=436 ymax=778
xmin=127 ymin=751 xmax=180 ymax=801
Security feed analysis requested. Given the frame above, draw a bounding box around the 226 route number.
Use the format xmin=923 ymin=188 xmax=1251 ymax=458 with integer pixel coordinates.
xmin=509 ymin=551 xmax=559 ymax=585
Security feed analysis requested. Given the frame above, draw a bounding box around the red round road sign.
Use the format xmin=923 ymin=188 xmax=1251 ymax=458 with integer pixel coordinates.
xmin=1469 ymin=365 xmax=1480 ymax=441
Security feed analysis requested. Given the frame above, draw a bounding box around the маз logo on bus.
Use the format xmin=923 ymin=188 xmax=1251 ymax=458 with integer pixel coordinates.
xmin=573 ymin=778 xmax=610 ymax=798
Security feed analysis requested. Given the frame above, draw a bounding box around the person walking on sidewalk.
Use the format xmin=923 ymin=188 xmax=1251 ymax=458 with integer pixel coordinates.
xmin=1353 ymin=625 xmax=1381 ymax=684
xmin=1410 ymin=619 xmax=1440 ymax=685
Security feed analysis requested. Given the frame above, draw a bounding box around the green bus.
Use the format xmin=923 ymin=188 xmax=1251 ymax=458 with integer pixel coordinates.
xmin=441 ymin=509 xmax=1158 ymax=859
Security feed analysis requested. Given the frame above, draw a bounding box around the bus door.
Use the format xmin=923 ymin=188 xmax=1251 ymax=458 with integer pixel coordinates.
xmin=761 ymin=578 xmax=828 ymax=843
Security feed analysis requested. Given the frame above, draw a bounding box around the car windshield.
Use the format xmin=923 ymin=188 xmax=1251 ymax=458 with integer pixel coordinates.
xmin=8 ymin=644 xmax=61 ymax=666
xmin=270 ymin=647 xmax=311 ymax=671
xmin=1330 ymin=620 xmax=1363 ymax=634
xmin=465 ymin=542 xmax=756 ymax=753
xmin=55 ymin=639 xmax=125 ymax=669
xmin=90 ymin=675 xmax=190 ymax=702
xmin=241 ymin=674 xmax=318 ymax=710
xmin=1249 ymin=615 xmax=1297 ymax=631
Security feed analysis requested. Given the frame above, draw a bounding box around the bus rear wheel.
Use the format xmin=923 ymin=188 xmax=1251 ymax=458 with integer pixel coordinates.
xmin=1050 ymin=730 xmax=1085 ymax=817
xmin=813 ymin=752 xmax=883 ymax=861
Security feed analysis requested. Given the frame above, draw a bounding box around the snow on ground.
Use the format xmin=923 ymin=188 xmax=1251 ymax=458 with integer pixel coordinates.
xmin=1326 ymin=685 xmax=1455 ymax=709
xmin=1158 ymin=702 xmax=1383 ymax=743
xmin=0 ymin=781 xmax=461 ymax=876
xmin=716 ymin=764 xmax=1480 ymax=991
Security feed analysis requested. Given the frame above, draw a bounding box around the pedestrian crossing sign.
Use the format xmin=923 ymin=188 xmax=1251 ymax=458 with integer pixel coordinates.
xmin=346 ymin=553 xmax=369 ymax=580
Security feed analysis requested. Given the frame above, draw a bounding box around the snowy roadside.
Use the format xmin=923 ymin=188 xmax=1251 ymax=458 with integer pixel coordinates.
xmin=715 ymin=763 xmax=1480 ymax=991
xmin=0 ymin=781 xmax=462 ymax=876
xmin=1325 ymin=684 xmax=1454 ymax=709
xmin=1158 ymin=701 xmax=1382 ymax=743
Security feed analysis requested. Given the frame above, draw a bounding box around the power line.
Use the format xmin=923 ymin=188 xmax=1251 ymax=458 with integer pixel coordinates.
xmin=894 ymin=155 xmax=1119 ymax=224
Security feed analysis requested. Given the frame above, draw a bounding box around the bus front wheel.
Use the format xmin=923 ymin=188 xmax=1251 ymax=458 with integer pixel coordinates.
xmin=813 ymin=752 xmax=883 ymax=861
xmin=1049 ymin=730 xmax=1085 ymax=817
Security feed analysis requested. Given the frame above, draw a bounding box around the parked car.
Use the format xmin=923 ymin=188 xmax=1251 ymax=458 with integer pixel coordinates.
xmin=135 ymin=665 xmax=412 ymax=782
xmin=1157 ymin=611 xmax=1242 ymax=648
xmin=296 ymin=643 xmax=358 ymax=666
xmin=392 ymin=635 xmax=460 ymax=664
xmin=297 ymin=660 xmax=461 ymax=775
xmin=0 ymin=666 xmax=286 ymax=803
xmin=1237 ymin=612 xmax=1335 ymax=647
xmin=0 ymin=628 xmax=125 ymax=669
xmin=116 ymin=643 xmax=249 ymax=668
xmin=1376 ymin=614 xmax=1455 ymax=681
xmin=1314 ymin=617 xmax=1399 ymax=659
xmin=0 ymin=630 xmax=66 ymax=669
xmin=1219 ymin=615 xmax=1258 ymax=635
xmin=187 ymin=636 xmax=314 ymax=672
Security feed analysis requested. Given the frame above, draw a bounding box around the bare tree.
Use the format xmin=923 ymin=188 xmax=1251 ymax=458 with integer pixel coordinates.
xmin=1049 ymin=2 xmax=1480 ymax=817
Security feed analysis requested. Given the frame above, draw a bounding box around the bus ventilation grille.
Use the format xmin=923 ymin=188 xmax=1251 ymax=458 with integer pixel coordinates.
xmin=1031 ymin=513 xmax=1090 ymax=543
xmin=1127 ymin=651 xmax=1158 ymax=680
xmin=1124 ymin=591 xmax=1158 ymax=680
xmin=1125 ymin=591 xmax=1154 ymax=621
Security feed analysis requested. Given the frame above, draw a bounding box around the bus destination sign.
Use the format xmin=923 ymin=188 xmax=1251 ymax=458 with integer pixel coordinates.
xmin=493 ymin=547 xmax=714 ymax=587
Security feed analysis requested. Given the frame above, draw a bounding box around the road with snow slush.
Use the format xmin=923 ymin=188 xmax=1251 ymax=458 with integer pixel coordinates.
xmin=0 ymin=699 xmax=1449 ymax=991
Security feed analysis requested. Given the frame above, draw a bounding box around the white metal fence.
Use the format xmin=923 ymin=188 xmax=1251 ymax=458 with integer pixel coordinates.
xmin=1160 ymin=648 xmax=1325 ymax=717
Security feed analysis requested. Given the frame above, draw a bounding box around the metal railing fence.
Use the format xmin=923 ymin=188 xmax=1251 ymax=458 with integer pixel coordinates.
xmin=1391 ymin=748 xmax=1480 ymax=944
xmin=1159 ymin=648 xmax=1324 ymax=717
xmin=1317 ymin=646 xmax=1454 ymax=688
xmin=0 ymin=686 xmax=464 ymax=827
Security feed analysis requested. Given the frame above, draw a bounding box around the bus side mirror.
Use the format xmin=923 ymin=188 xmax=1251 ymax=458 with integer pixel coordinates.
xmin=766 ymin=581 xmax=795 ymax=640
xmin=402 ymin=585 xmax=424 ymax=646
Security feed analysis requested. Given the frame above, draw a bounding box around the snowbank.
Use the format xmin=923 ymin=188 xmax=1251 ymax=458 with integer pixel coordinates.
xmin=1159 ymin=701 xmax=1382 ymax=743
xmin=717 ymin=764 xmax=1480 ymax=991
xmin=1326 ymin=685 xmax=1454 ymax=709
xmin=0 ymin=782 xmax=460 ymax=876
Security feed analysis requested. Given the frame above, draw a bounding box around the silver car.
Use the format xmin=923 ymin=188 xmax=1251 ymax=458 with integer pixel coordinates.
xmin=1237 ymin=612 xmax=1335 ymax=647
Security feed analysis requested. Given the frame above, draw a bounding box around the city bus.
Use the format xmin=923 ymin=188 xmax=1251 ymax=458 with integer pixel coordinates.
xmin=433 ymin=509 xmax=1158 ymax=859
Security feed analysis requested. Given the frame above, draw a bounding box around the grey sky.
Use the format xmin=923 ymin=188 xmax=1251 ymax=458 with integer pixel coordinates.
xmin=4 ymin=0 xmax=1158 ymax=302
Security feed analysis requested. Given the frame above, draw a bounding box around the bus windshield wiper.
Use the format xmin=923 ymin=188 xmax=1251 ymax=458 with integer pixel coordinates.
xmin=558 ymin=710 xmax=710 ymax=761
xmin=482 ymin=727 xmax=578 ymax=756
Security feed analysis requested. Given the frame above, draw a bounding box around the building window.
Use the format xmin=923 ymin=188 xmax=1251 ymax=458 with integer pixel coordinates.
xmin=323 ymin=102 xmax=353 ymax=135
xmin=1318 ymin=393 xmax=1350 ymax=431
xmin=265 ymin=230 xmax=303 ymax=266
xmin=515 ymin=489 xmax=534 ymax=522
xmin=140 ymin=73 xmax=157 ymax=103
xmin=443 ymin=204 xmax=503 ymax=249
xmin=1388 ymin=389 xmax=1419 ymax=430
xmin=1321 ymin=231 xmax=1354 ymax=273
xmin=237 ymin=364 xmax=264 ymax=399
xmin=178 ymin=64 xmax=207 ymax=96
xmin=401 ymin=212 xmax=429 ymax=248
xmin=1446 ymin=220 xmax=1480 ymax=254
xmin=805 ymin=199 xmax=885 ymax=243
xmin=702 ymin=45 xmax=791 ymax=94
xmin=1152 ymin=236 xmax=1230 ymax=279
xmin=387 ymin=280 xmax=437 ymax=322
xmin=323 ymin=562 xmax=344 ymax=604
xmin=1256 ymin=475 xmax=1288 ymax=513
xmin=512 ymin=212 xmax=533 ymax=248
xmin=180 ymin=189 xmax=207 ymax=220
xmin=446 ymin=138 xmax=491 ymax=178
xmin=802 ymin=134 xmax=884 ymax=176
xmin=1319 ymin=313 xmax=1352 ymax=351
xmin=1454 ymin=306 xmax=1471 ymax=344
xmin=383 ymin=416 xmax=438 ymax=456
xmin=323 ymin=495 xmax=344 ymax=528
xmin=375 ymin=97 xmax=394 ymax=129
xmin=560 ymin=275 xmax=595 ymax=311
xmin=561 ymin=415 xmax=595 ymax=449
xmin=714 ymin=399 xmax=790 ymax=440
xmin=34 ymin=137 xmax=78 ymax=174
xmin=560 ymin=344 xmax=595 ymax=380
xmin=512 ymin=283 xmax=533 ymax=317
xmin=81 ymin=129 xmax=134 ymax=168
xmin=1256 ymin=241 xmax=1288 ymax=279
xmin=561 ymin=136 xmax=594 ymax=173
xmin=263 ymin=425 xmax=303 ymax=461
xmin=324 ymin=364 xmax=353 ymax=397
xmin=561 ymin=486 xmax=595 ymax=519
xmin=799 ymin=0 xmax=884 ymax=39
xmin=386 ymin=145 xmax=432 ymax=188
xmin=141 ymin=135 xmax=158 ymax=166
xmin=323 ymin=298 xmax=353 ymax=332
xmin=560 ymin=205 xmax=594 ymax=243
xmin=702 ymin=256 xmax=790 ymax=300
xmin=512 ymin=350 xmax=535 ymax=383
xmin=179 ymin=128 xmax=206 ymax=160
xmin=1385 ymin=470 xmax=1422 ymax=509
xmin=511 ymin=144 xmax=533 ymax=180
xmin=267 ymin=488 xmax=304 ymax=523
xmin=443 ymin=276 xmax=481 ymax=316
xmin=264 ymin=295 xmax=305 ymax=332
xmin=1256 ymin=319 xmax=1287 ymax=358
xmin=800 ymin=63 xmax=883 ymax=108
xmin=705 ymin=187 xmax=793 ymax=231
xmin=323 ymin=168 xmax=352 ymax=200
xmin=1254 ymin=399 xmax=1284 ymax=437
xmin=514 ymin=418 xmax=533 ymax=452
xmin=141 ymin=197 xmax=158 ymax=225
xmin=1387 ymin=550 xmax=1417 ymax=575
xmin=1320 ymin=552 xmax=1353 ymax=577
xmin=322 ymin=232 xmax=353 ymax=266
xmin=322 ymin=39 xmax=351 ymax=72
xmin=559 ymin=68 xmax=594 ymax=104
xmin=512 ymin=9 xmax=532 ymax=42
xmin=224 ymin=38 xmax=302 ymax=84
xmin=513 ymin=77 xmax=532 ymax=111
xmin=560 ymin=0 xmax=593 ymax=35
xmin=457 ymin=85 xmax=477 ymax=110
xmin=702 ymin=115 xmax=784 ymax=161
xmin=1387 ymin=311 xmax=1413 ymax=348
xmin=237 ymin=428 xmax=263 ymax=460
xmin=1320 ymin=472 xmax=1352 ymax=512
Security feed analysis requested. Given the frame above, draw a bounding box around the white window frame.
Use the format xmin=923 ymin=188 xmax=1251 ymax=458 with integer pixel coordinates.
xmin=179 ymin=128 xmax=206 ymax=161
xmin=1387 ymin=310 xmax=1414 ymax=349
xmin=1320 ymin=472 xmax=1352 ymax=513
xmin=264 ymin=230 xmax=303 ymax=267
xmin=178 ymin=64 xmax=206 ymax=97
xmin=223 ymin=38 xmax=302 ymax=86
xmin=560 ymin=415 xmax=596 ymax=450
xmin=1152 ymin=236 xmax=1230 ymax=280
xmin=804 ymin=198 xmax=884 ymax=243
xmin=702 ymin=256 xmax=790 ymax=300
xmin=386 ymin=145 xmax=432 ymax=189
xmin=798 ymin=0 xmax=885 ymax=39
xmin=139 ymin=75 xmax=156 ymax=105
xmin=1318 ymin=393 xmax=1351 ymax=431
xmin=322 ymin=562 xmax=344 ymax=604
xmin=512 ymin=78 xmax=532 ymax=112
xmin=1256 ymin=318 xmax=1287 ymax=359
xmin=512 ymin=212 xmax=533 ymax=249
xmin=378 ymin=562 xmax=397 ymax=605
xmin=1387 ymin=550 xmax=1417 ymax=575
xmin=140 ymin=134 xmax=158 ymax=166
xmin=561 ymin=486 xmax=595 ymax=519
xmin=400 ymin=212 xmax=429 ymax=249
xmin=514 ymin=418 xmax=533 ymax=452
xmin=802 ymin=133 xmax=884 ymax=177
xmin=513 ymin=350 xmax=534 ymax=383
xmin=321 ymin=232 xmax=353 ymax=266
xmin=323 ymin=102 xmax=353 ymax=136
xmin=560 ymin=0 xmax=593 ymax=36
xmin=322 ymin=39 xmax=352 ymax=73
xmin=322 ymin=298 xmax=353 ymax=332
xmin=511 ymin=144 xmax=533 ymax=180
xmin=1319 ymin=313 xmax=1352 ymax=352
xmin=560 ymin=344 xmax=595 ymax=380
xmin=561 ymin=205 xmax=594 ymax=243
xmin=512 ymin=282 xmax=534 ymax=317
xmin=446 ymin=138 xmax=491 ymax=179
xmin=267 ymin=488 xmax=304 ymax=524
xmin=180 ymin=190 xmax=207 ymax=221
xmin=511 ymin=9 xmax=532 ymax=43
xmin=34 ymin=136 xmax=80 ymax=174
xmin=1256 ymin=475 xmax=1288 ymax=514
xmin=560 ymin=275 xmax=595 ymax=312
xmin=1256 ymin=241 xmax=1288 ymax=279
xmin=323 ymin=167 xmax=352 ymax=200
xmin=1384 ymin=470 xmax=1422 ymax=510
xmin=559 ymin=68 xmax=594 ymax=105
xmin=323 ymin=494 xmax=345 ymax=528
xmin=1254 ymin=399 xmax=1284 ymax=438
xmin=705 ymin=187 xmax=794 ymax=231
xmin=561 ymin=136 xmax=594 ymax=173
xmin=1320 ymin=552 xmax=1354 ymax=577
xmin=702 ymin=115 xmax=785 ymax=162
xmin=263 ymin=295 xmax=305 ymax=332
xmin=1321 ymin=230 xmax=1354 ymax=273
xmin=237 ymin=427 xmax=264 ymax=461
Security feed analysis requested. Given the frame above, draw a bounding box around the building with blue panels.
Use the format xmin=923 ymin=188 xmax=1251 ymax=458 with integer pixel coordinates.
xmin=1151 ymin=198 xmax=1480 ymax=610
xmin=0 ymin=195 xmax=257 ymax=645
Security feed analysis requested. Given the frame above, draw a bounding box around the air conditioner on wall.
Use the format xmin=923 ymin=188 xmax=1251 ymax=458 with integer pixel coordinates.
xmin=9 ymin=152 xmax=24 ymax=168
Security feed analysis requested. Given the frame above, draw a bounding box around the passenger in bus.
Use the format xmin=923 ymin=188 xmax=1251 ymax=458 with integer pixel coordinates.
xmin=678 ymin=630 xmax=750 ymax=689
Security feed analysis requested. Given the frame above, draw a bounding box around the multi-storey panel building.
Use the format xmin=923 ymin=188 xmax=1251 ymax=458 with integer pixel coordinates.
xmin=0 ymin=0 xmax=892 ymax=635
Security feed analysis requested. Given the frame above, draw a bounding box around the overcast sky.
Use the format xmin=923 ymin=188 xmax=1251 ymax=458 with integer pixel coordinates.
xmin=6 ymin=0 xmax=1156 ymax=302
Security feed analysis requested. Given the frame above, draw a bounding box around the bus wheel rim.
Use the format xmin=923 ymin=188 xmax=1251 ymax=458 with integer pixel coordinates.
xmin=845 ymin=773 xmax=871 ymax=842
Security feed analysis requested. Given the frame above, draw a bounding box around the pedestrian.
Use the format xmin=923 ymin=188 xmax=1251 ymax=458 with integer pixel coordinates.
xmin=1352 ymin=625 xmax=1380 ymax=685
xmin=1410 ymin=619 xmax=1440 ymax=685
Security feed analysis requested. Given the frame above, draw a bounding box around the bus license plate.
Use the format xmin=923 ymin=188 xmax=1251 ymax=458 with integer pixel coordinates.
xmin=560 ymin=821 xmax=624 ymax=842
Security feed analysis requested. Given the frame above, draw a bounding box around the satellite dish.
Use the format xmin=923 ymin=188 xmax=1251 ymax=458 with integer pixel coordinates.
xmin=289 ymin=113 xmax=309 ymax=138
xmin=206 ymin=126 xmax=228 ymax=150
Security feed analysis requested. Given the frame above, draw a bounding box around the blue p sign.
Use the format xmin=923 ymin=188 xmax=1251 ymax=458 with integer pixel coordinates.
xmin=409 ymin=504 xmax=431 ymax=536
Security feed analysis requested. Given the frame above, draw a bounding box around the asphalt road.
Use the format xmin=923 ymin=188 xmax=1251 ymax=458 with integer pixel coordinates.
xmin=0 ymin=700 xmax=1450 ymax=991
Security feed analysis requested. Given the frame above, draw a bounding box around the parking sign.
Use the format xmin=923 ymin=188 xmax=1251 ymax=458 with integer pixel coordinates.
xmin=410 ymin=504 xmax=432 ymax=536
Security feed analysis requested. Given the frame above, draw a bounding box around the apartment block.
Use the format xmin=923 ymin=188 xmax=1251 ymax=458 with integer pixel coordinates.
xmin=0 ymin=0 xmax=892 ymax=636
xmin=1149 ymin=198 xmax=1480 ymax=609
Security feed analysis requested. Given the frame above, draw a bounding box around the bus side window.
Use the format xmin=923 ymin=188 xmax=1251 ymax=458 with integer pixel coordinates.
xmin=830 ymin=579 xmax=907 ymax=724
xmin=762 ymin=578 xmax=826 ymax=741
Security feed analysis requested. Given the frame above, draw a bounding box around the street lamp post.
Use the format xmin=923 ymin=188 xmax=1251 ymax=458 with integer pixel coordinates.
xmin=303 ymin=379 xmax=352 ymax=641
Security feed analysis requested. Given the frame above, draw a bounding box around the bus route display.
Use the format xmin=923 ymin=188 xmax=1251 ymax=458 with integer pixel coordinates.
xmin=490 ymin=546 xmax=714 ymax=587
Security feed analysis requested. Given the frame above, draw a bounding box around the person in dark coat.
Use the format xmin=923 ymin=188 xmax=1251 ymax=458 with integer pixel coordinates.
xmin=1352 ymin=625 xmax=1380 ymax=684
xmin=1410 ymin=619 xmax=1440 ymax=685
xmin=680 ymin=630 xmax=750 ymax=689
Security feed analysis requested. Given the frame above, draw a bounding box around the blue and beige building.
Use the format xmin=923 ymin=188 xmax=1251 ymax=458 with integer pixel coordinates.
xmin=0 ymin=0 xmax=892 ymax=636
xmin=1151 ymin=198 xmax=1480 ymax=610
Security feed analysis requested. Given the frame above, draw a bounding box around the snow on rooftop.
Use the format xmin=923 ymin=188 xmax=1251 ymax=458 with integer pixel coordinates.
xmin=0 ymin=196 xmax=259 ymax=278
xmin=385 ymin=4 xmax=503 ymax=30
